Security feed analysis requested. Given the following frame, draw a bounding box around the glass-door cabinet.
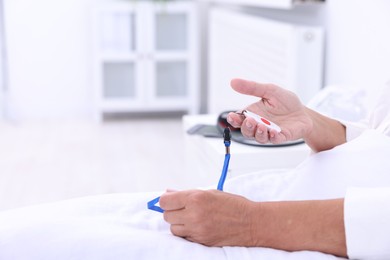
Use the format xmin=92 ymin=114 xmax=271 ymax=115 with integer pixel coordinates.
xmin=92 ymin=1 xmax=199 ymax=119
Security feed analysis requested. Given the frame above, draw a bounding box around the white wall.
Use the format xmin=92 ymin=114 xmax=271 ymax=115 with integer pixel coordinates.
xmin=3 ymin=0 xmax=108 ymax=121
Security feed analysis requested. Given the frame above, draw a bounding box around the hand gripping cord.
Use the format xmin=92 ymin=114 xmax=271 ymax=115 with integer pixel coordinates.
xmin=147 ymin=127 xmax=232 ymax=213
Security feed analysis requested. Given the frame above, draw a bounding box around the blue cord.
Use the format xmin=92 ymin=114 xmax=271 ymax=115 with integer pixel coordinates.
xmin=147 ymin=196 xmax=163 ymax=213
xmin=217 ymin=145 xmax=231 ymax=191
xmin=218 ymin=128 xmax=231 ymax=191
xmin=147 ymin=127 xmax=232 ymax=213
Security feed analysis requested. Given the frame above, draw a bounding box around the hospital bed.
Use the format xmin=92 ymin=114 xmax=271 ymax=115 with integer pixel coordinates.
xmin=1 ymin=129 xmax=390 ymax=259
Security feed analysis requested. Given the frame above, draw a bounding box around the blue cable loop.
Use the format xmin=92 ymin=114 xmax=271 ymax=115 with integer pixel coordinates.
xmin=147 ymin=196 xmax=163 ymax=213
xmin=147 ymin=127 xmax=232 ymax=213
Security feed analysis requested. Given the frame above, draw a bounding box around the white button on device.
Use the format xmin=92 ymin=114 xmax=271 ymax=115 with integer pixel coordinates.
xmin=243 ymin=110 xmax=282 ymax=133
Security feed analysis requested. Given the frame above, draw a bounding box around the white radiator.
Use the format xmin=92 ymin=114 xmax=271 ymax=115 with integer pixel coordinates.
xmin=208 ymin=8 xmax=324 ymax=113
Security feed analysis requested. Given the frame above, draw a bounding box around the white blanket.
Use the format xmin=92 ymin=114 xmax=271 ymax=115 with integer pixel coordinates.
xmin=0 ymin=193 xmax=342 ymax=260
xmin=1 ymin=130 xmax=389 ymax=260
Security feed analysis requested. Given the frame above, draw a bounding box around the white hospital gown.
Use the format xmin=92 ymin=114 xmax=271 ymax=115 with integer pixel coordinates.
xmin=342 ymin=83 xmax=390 ymax=260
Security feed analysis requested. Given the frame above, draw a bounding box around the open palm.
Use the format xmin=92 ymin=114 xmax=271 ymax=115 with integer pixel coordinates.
xmin=228 ymin=79 xmax=313 ymax=144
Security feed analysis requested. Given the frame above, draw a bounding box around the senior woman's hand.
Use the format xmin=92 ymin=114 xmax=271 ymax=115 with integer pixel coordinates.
xmin=227 ymin=78 xmax=313 ymax=145
xmin=160 ymin=189 xmax=347 ymax=257
xmin=228 ymin=78 xmax=347 ymax=152
xmin=159 ymin=189 xmax=256 ymax=247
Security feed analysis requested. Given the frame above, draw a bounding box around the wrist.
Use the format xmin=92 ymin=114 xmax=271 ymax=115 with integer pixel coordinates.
xmin=302 ymin=107 xmax=317 ymax=140
xmin=228 ymin=199 xmax=264 ymax=247
xmin=302 ymin=107 xmax=346 ymax=152
xmin=248 ymin=200 xmax=347 ymax=257
xmin=247 ymin=202 xmax=270 ymax=247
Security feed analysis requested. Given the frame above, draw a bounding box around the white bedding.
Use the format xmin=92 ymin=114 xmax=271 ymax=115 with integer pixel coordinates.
xmin=0 ymin=129 xmax=389 ymax=260
xmin=0 ymin=193 xmax=343 ymax=260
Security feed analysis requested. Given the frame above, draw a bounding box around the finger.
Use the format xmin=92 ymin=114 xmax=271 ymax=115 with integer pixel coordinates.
xmin=240 ymin=117 xmax=257 ymax=138
xmin=268 ymin=129 xmax=276 ymax=140
xmin=159 ymin=190 xmax=192 ymax=211
xmin=227 ymin=112 xmax=244 ymax=128
xmin=231 ymin=78 xmax=275 ymax=99
xmin=170 ymin=224 xmax=187 ymax=238
xmin=270 ymin=130 xmax=287 ymax=144
xmin=163 ymin=209 xmax=186 ymax=225
xmin=166 ymin=188 xmax=177 ymax=192
xmin=254 ymin=124 xmax=269 ymax=143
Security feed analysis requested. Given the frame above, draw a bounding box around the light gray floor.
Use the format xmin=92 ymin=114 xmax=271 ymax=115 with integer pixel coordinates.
xmin=0 ymin=117 xmax=191 ymax=211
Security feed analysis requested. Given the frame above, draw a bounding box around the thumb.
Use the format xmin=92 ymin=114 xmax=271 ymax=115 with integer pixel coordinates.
xmin=230 ymin=78 xmax=275 ymax=99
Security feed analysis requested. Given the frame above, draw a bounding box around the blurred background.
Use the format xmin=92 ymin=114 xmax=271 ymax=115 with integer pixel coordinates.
xmin=1 ymin=0 xmax=390 ymax=210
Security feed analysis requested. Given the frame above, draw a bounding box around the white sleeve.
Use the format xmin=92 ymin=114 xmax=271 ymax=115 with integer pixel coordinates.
xmin=336 ymin=83 xmax=390 ymax=141
xmin=344 ymin=187 xmax=390 ymax=259
xmin=341 ymin=121 xmax=367 ymax=142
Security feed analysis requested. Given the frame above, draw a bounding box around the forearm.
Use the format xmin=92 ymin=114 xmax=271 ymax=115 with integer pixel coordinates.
xmin=249 ymin=199 xmax=347 ymax=257
xmin=303 ymin=107 xmax=347 ymax=152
